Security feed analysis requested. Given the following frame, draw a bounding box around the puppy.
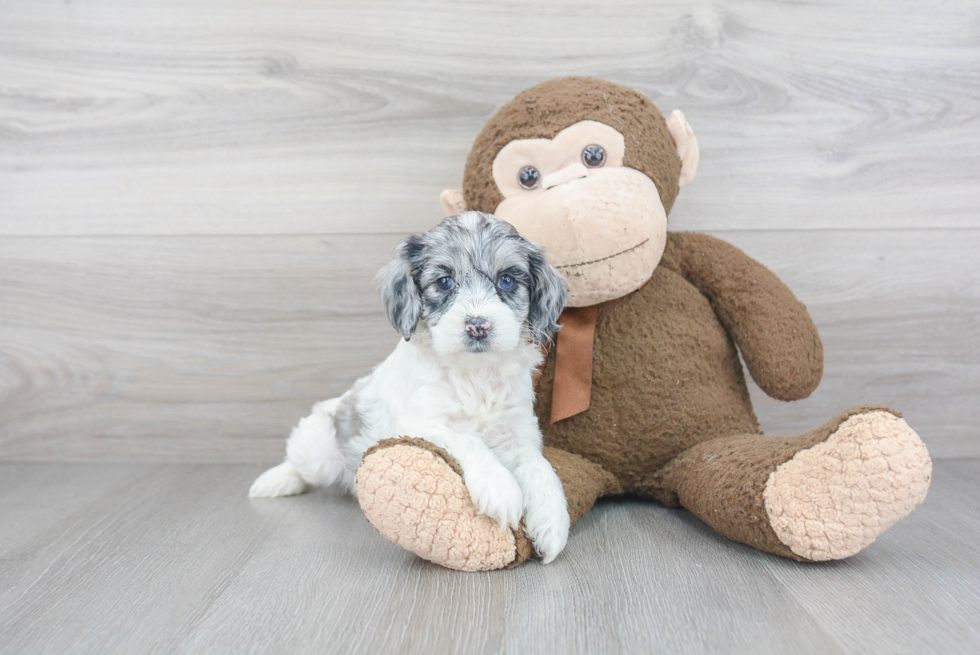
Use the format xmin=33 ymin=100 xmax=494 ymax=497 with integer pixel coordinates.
xmin=250 ymin=211 xmax=571 ymax=563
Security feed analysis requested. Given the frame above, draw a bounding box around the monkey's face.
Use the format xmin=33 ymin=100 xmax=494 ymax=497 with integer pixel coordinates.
xmin=490 ymin=121 xmax=667 ymax=306
xmin=448 ymin=78 xmax=699 ymax=307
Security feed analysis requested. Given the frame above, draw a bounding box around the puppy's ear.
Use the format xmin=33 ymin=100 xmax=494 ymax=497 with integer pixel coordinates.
xmin=377 ymin=237 xmax=423 ymax=340
xmin=526 ymin=243 xmax=567 ymax=346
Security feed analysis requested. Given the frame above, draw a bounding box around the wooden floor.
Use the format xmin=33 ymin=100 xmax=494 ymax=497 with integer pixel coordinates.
xmin=0 ymin=460 xmax=976 ymax=655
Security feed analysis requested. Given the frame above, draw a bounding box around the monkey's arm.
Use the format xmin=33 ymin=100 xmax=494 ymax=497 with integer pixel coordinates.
xmin=664 ymin=232 xmax=823 ymax=401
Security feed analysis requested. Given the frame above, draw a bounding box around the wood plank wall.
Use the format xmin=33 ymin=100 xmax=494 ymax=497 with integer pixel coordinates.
xmin=1 ymin=0 xmax=977 ymax=461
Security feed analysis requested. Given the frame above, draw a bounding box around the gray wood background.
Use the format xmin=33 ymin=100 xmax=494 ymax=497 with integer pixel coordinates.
xmin=1 ymin=0 xmax=978 ymax=461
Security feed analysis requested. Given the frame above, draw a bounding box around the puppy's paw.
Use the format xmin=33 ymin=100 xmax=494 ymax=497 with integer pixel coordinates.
xmin=249 ymin=461 xmax=308 ymax=498
xmin=523 ymin=479 xmax=570 ymax=564
xmin=463 ymin=464 xmax=524 ymax=531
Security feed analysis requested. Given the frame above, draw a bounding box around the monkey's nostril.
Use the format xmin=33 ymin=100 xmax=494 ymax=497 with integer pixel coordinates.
xmin=544 ymin=174 xmax=587 ymax=191
xmin=542 ymin=163 xmax=590 ymax=191
xmin=464 ymin=317 xmax=492 ymax=339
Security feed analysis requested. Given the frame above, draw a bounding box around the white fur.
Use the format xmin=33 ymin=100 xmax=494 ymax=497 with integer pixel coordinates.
xmin=250 ymin=228 xmax=570 ymax=563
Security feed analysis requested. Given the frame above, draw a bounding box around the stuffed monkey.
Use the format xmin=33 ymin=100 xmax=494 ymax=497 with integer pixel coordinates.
xmin=356 ymin=77 xmax=932 ymax=571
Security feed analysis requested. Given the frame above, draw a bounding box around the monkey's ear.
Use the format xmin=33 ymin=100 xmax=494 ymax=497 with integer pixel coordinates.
xmin=440 ymin=189 xmax=468 ymax=216
xmin=666 ymin=110 xmax=699 ymax=188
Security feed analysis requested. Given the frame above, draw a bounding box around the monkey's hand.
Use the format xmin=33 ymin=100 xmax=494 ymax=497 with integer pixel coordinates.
xmin=667 ymin=231 xmax=824 ymax=401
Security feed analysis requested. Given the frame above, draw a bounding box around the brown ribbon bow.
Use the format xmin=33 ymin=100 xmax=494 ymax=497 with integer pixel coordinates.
xmin=548 ymin=305 xmax=598 ymax=424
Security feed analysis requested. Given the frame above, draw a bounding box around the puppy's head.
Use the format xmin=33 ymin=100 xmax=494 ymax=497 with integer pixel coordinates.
xmin=378 ymin=211 xmax=566 ymax=356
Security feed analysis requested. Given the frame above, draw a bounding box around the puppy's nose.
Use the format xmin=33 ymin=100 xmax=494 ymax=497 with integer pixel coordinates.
xmin=464 ymin=317 xmax=492 ymax=340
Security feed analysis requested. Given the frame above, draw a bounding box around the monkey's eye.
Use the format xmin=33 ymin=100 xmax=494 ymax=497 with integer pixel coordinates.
xmin=518 ymin=166 xmax=541 ymax=190
xmin=436 ymin=277 xmax=455 ymax=291
xmin=497 ymin=274 xmax=515 ymax=291
xmin=582 ymin=144 xmax=606 ymax=168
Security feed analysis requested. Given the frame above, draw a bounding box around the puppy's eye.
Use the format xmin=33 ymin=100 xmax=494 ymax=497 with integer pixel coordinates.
xmin=518 ymin=166 xmax=540 ymax=190
xmin=582 ymin=144 xmax=605 ymax=168
xmin=436 ymin=276 xmax=455 ymax=291
xmin=497 ymin=274 xmax=515 ymax=291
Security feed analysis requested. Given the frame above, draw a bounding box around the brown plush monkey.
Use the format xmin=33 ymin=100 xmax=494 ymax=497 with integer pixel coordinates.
xmin=356 ymin=77 xmax=932 ymax=571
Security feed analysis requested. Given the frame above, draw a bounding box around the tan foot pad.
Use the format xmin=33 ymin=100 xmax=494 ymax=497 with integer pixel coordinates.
xmin=357 ymin=442 xmax=519 ymax=572
xmin=764 ymin=410 xmax=932 ymax=561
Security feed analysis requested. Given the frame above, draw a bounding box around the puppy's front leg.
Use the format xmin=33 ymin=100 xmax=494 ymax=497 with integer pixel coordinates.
xmin=496 ymin=442 xmax=570 ymax=564
xmin=399 ymin=425 xmax=524 ymax=531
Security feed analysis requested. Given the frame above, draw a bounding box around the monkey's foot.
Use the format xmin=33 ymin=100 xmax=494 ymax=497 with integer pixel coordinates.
xmin=356 ymin=438 xmax=533 ymax=572
xmin=764 ymin=409 xmax=932 ymax=561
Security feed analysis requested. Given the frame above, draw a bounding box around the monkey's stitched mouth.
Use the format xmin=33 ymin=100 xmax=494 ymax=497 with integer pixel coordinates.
xmin=555 ymin=239 xmax=650 ymax=271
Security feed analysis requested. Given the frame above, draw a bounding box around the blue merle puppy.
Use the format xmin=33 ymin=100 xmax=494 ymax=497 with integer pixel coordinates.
xmin=250 ymin=212 xmax=571 ymax=563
